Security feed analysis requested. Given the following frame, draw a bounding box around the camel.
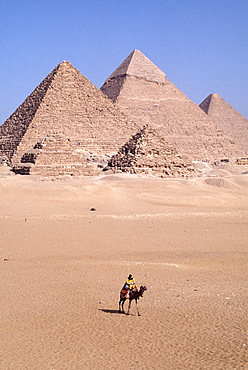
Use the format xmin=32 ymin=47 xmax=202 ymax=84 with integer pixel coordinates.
xmin=119 ymin=286 xmax=147 ymax=316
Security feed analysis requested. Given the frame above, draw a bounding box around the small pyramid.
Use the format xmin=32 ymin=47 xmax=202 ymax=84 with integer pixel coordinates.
xmin=11 ymin=132 xmax=99 ymax=176
xmin=105 ymin=125 xmax=198 ymax=178
xmin=101 ymin=51 xmax=243 ymax=160
xmin=199 ymin=94 xmax=248 ymax=153
xmin=0 ymin=61 xmax=138 ymax=171
xmin=106 ymin=49 xmax=166 ymax=83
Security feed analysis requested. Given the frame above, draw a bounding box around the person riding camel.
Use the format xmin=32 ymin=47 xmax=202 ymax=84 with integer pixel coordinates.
xmin=123 ymin=274 xmax=138 ymax=293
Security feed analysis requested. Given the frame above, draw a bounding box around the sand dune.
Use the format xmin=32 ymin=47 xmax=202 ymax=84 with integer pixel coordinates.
xmin=1 ymin=165 xmax=248 ymax=369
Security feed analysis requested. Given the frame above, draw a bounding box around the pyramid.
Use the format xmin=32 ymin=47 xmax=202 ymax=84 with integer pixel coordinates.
xmin=11 ymin=132 xmax=99 ymax=176
xmin=199 ymin=93 xmax=248 ymax=154
xmin=107 ymin=49 xmax=167 ymax=85
xmin=101 ymin=50 xmax=243 ymax=161
xmin=0 ymin=61 xmax=138 ymax=171
xmin=105 ymin=125 xmax=198 ymax=178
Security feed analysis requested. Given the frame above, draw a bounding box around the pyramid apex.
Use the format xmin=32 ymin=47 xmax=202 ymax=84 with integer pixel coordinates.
xmin=209 ymin=93 xmax=220 ymax=99
xmin=105 ymin=50 xmax=166 ymax=83
xmin=199 ymin=93 xmax=229 ymax=114
xmin=55 ymin=61 xmax=83 ymax=75
xmin=59 ymin=60 xmax=73 ymax=67
xmin=132 ymin=49 xmax=142 ymax=54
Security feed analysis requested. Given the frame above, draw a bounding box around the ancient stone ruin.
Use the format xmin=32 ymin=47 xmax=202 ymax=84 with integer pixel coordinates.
xmin=0 ymin=61 xmax=138 ymax=175
xmin=104 ymin=125 xmax=199 ymax=178
xmin=199 ymin=93 xmax=248 ymax=154
xmin=11 ymin=132 xmax=99 ymax=176
xmin=101 ymin=49 xmax=244 ymax=161
xmin=0 ymin=51 xmax=247 ymax=177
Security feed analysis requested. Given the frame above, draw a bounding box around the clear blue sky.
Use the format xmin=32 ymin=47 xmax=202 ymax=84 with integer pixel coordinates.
xmin=0 ymin=0 xmax=247 ymax=124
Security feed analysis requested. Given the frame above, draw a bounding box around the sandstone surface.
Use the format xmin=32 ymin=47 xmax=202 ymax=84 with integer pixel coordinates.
xmin=11 ymin=132 xmax=99 ymax=176
xmin=199 ymin=93 xmax=248 ymax=154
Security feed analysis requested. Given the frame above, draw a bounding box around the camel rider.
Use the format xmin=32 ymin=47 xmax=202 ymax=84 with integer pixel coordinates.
xmin=123 ymin=274 xmax=137 ymax=292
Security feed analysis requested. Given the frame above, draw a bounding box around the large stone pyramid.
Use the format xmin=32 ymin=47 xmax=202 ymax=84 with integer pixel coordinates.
xmin=101 ymin=50 xmax=242 ymax=161
xmin=105 ymin=125 xmax=198 ymax=178
xmin=0 ymin=61 xmax=138 ymax=171
xmin=199 ymin=93 xmax=248 ymax=154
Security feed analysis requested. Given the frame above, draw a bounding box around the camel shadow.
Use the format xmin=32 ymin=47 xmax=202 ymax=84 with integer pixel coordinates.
xmin=99 ymin=308 xmax=123 ymax=314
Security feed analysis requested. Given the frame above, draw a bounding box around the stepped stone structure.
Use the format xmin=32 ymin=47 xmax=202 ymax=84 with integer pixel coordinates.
xmin=199 ymin=93 xmax=248 ymax=154
xmin=0 ymin=61 xmax=138 ymax=175
xmin=104 ymin=125 xmax=198 ymax=178
xmin=11 ymin=132 xmax=99 ymax=176
xmin=101 ymin=50 xmax=242 ymax=161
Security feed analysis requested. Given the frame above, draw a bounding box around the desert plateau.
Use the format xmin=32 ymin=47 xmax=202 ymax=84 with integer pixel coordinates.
xmin=1 ymin=162 xmax=248 ymax=369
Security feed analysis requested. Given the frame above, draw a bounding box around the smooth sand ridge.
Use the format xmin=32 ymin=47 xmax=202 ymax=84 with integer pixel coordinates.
xmin=1 ymin=167 xmax=248 ymax=369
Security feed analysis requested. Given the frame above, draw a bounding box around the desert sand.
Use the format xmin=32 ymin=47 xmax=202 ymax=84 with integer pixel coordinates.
xmin=1 ymin=163 xmax=248 ymax=369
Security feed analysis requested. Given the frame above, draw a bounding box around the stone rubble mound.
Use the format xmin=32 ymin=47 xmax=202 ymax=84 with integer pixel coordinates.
xmin=104 ymin=125 xmax=199 ymax=178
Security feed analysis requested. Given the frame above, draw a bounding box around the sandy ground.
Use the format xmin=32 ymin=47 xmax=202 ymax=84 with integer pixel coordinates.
xmin=1 ymin=163 xmax=248 ymax=369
